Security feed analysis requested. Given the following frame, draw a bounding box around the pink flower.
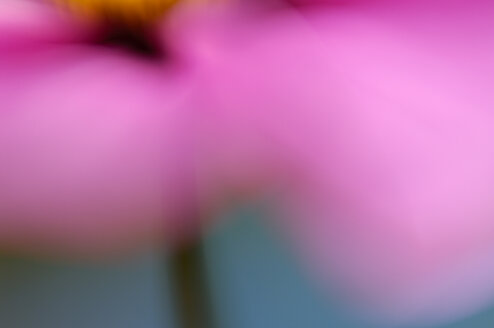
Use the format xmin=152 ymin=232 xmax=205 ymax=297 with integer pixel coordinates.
xmin=2 ymin=0 xmax=494 ymax=325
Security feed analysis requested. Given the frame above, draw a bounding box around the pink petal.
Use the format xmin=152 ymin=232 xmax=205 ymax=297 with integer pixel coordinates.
xmin=192 ymin=2 xmax=494 ymax=325
xmin=0 ymin=1 xmax=203 ymax=255
xmin=0 ymin=0 xmax=91 ymax=51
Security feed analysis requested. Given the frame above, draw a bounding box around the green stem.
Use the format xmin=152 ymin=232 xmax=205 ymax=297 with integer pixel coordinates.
xmin=169 ymin=241 xmax=216 ymax=328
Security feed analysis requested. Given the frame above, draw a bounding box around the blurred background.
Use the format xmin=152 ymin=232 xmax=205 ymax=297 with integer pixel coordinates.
xmin=2 ymin=208 xmax=494 ymax=328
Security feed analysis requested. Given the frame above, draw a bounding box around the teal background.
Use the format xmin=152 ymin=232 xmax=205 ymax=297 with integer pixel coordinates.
xmin=1 ymin=209 xmax=494 ymax=328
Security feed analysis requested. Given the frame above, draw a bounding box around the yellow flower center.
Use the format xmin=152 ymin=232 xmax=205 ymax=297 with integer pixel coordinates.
xmin=55 ymin=0 xmax=180 ymax=24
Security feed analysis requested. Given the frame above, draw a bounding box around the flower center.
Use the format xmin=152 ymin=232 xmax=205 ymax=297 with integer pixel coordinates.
xmin=56 ymin=0 xmax=180 ymax=25
xmin=55 ymin=0 xmax=184 ymax=60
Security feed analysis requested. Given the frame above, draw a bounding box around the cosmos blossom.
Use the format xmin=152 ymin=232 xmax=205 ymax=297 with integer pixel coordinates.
xmin=2 ymin=0 xmax=494 ymax=325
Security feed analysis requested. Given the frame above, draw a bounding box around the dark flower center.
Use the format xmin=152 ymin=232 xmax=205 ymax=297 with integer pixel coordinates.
xmin=93 ymin=24 xmax=166 ymax=60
